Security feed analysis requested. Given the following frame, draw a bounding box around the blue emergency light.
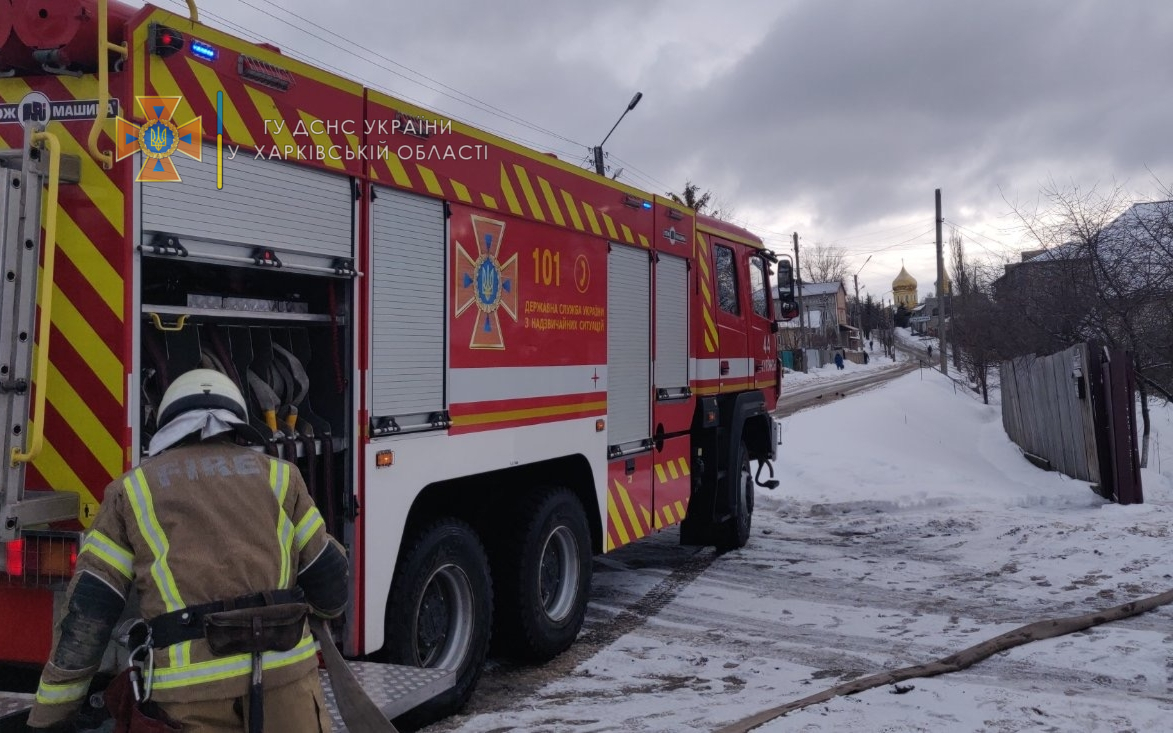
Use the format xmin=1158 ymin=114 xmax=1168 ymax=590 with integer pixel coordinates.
xmin=190 ymin=40 xmax=218 ymax=62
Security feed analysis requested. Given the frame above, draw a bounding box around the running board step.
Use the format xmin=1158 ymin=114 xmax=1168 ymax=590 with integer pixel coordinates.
xmin=0 ymin=690 xmax=33 ymax=724
xmin=320 ymin=661 xmax=456 ymax=729
xmin=2 ymin=491 xmax=79 ymax=540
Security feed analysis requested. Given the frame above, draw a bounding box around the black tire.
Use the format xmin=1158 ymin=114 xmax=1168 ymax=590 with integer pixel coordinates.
xmin=492 ymin=488 xmax=592 ymax=662
xmin=716 ymin=441 xmax=753 ymax=552
xmin=382 ymin=519 xmax=492 ymax=729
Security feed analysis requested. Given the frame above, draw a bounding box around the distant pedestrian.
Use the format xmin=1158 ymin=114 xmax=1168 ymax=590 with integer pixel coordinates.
xmin=862 ymin=350 xmax=869 ymax=364
xmin=834 ymin=351 xmax=844 ymax=370
xmin=927 ymin=344 xmax=933 ymax=358
xmin=869 ymin=339 xmax=873 ymax=351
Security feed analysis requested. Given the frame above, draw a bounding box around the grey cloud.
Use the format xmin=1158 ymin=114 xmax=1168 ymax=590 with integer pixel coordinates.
xmin=201 ymin=0 xmax=1173 ymax=259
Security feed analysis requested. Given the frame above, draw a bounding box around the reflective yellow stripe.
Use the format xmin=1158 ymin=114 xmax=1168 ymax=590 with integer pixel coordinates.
xmin=124 ymin=469 xmax=185 ymax=612
xmin=79 ymin=530 xmax=134 ymax=579
xmin=151 ymin=634 xmax=318 ymax=690
xmin=35 ymin=678 xmax=90 ymax=704
xmin=269 ymin=461 xmax=294 ymax=588
xmin=294 ymin=507 xmax=324 ymax=552
xmin=171 ymin=641 xmax=191 ymax=668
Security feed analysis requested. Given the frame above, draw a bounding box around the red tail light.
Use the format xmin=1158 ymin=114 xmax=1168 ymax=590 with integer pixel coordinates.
xmin=6 ymin=540 xmax=25 ymax=576
xmin=3 ymin=534 xmax=78 ymax=584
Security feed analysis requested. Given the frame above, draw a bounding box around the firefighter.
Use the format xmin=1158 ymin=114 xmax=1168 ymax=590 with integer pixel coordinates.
xmin=28 ymin=369 xmax=348 ymax=732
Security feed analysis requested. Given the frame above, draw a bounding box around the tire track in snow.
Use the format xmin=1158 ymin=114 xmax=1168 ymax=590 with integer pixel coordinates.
xmin=428 ymin=548 xmax=716 ymax=724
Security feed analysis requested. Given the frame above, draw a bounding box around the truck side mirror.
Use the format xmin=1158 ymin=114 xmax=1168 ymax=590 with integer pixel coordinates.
xmin=776 ymin=261 xmax=794 ymax=296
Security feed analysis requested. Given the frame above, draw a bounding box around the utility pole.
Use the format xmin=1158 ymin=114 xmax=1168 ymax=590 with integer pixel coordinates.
xmin=850 ymin=254 xmax=872 ymax=336
xmin=935 ymin=188 xmax=947 ymax=374
xmin=853 ymin=274 xmax=860 ymax=329
xmin=793 ymin=232 xmax=807 ymax=369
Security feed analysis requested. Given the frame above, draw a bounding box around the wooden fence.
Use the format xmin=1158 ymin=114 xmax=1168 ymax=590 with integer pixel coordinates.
xmin=1000 ymin=343 xmax=1143 ymax=503
xmin=1000 ymin=344 xmax=1100 ymax=485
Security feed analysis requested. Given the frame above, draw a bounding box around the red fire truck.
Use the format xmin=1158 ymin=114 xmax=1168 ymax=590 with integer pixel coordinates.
xmin=0 ymin=0 xmax=797 ymax=725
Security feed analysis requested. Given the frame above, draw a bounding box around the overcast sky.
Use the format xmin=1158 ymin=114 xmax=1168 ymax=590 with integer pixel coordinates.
xmin=190 ymin=0 xmax=1173 ymax=300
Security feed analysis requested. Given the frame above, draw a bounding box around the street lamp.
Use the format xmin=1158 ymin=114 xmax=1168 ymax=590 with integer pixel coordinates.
xmin=593 ymin=92 xmax=643 ymax=175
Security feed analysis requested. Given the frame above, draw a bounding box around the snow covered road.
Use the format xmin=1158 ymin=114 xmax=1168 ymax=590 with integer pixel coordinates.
xmin=425 ymin=366 xmax=1173 ymax=733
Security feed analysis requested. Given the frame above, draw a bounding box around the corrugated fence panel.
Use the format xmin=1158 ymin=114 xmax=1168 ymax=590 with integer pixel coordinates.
xmin=608 ymin=244 xmax=651 ymax=447
xmin=370 ymin=186 xmax=445 ymax=421
xmin=142 ymin=144 xmax=353 ymax=259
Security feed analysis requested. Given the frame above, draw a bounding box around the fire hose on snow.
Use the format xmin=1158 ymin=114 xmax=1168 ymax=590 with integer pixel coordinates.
xmin=714 ymin=588 xmax=1173 ymax=732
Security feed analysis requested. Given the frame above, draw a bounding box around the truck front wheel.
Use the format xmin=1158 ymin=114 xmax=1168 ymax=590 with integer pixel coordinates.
xmin=383 ymin=518 xmax=492 ymax=727
xmin=716 ymin=441 xmax=753 ymax=552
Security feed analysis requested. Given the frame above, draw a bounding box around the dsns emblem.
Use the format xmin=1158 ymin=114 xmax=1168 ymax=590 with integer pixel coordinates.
xmin=115 ymin=95 xmax=202 ymax=182
xmin=455 ymin=216 xmax=519 ymax=349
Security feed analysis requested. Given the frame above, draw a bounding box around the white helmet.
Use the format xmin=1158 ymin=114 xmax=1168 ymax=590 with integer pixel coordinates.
xmin=156 ymin=368 xmax=248 ymax=429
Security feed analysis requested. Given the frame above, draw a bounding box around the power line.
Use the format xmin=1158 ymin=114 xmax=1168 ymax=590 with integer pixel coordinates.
xmin=851 ymin=227 xmax=939 ymax=255
xmin=159 ymin=1 xmax=587 ymax=161
xmin=738 ymin=217 xmax=935 ymax=256
xmin=942 ymin=219 xmax=1022 ymax=261
xmin=827 ymin=218 xmax=936 ymax=244
xmin=606 ymin=153 xmax=676 ymax=196
xmin=942 ymin=219 xmax=1019 ymax=251
xmin=244 ymin=0 xmax=586 ymax=149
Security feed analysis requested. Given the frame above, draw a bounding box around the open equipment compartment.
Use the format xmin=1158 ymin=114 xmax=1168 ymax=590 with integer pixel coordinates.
xmin=139 ymin=252 xmax=354 ymax=539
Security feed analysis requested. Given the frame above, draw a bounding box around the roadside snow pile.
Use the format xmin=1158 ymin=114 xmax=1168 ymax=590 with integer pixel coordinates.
xmin=777 ymin=367 xmax=1095 ymax=510
xmin=432 ymin=363 xmax=1173 ymax=733
xmin=782 ymin=352 xmax=907 ymax=392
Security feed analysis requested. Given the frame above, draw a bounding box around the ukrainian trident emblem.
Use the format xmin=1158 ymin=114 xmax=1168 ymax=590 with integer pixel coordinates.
xmin=455 ymin=216 xmax=519 ymax=349
xmin=115 ymin=96 xmax=202 ymax=182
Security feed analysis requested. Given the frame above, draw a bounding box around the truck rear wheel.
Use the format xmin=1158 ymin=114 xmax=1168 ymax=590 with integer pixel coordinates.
xmin=492 ymin=488 xmax=591 ymax=662
xmin=716 ymin=441 xmax=753 ymax=552
xmin=383 ymin=519 xmax=492 ymax=727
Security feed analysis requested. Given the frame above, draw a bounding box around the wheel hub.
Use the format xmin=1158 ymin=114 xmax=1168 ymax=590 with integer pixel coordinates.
xmin=538 ymin=526 xmax=579 ymax=623
xmin=414 ymin=563 xmax=475 ymax=669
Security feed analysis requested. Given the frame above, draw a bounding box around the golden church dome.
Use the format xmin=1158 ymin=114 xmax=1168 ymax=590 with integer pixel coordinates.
xmin=892 ymin=266 xmax=917 ymax=291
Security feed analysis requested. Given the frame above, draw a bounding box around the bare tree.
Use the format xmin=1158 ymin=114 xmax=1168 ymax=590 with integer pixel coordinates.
xmin=707 ymin=193 xmax=738 ymax=222
xmin=802 ymin=243 xmax=850 ymax=284
xmin=669 ymin=180 xmax=738 ymax=221
xmin=948 ymin=253 xmax=1005 ymax=404
xmin=669 ymin=181 xmax=712 ymax=213
xmin=949 ymin=228 xmax=972 ymax=301
xmin=1004 ymin=180 xmax=1173 ymax=466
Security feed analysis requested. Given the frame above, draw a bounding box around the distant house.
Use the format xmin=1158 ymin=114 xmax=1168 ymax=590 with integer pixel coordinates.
xmin=778 ymin=309 xmax=822 ymax=350
xmin=992 ymin=201 xmax=1173 ymax=391
xmin=793 ymin=281 xmax=855 ymax=349
xmin=993 ymin=200 xmax=1173 ymax=349
xmin=996 ymin=201 xmax=1173 ymax=299
xmin=909 ymin=295 xmax=951 ymax=336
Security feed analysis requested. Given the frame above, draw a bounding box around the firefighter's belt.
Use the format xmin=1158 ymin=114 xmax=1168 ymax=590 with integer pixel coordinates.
xmin=148 ymin=588 xmax=305 ymax=648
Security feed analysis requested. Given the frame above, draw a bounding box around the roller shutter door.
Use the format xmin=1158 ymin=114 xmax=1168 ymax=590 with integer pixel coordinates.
xmin=654 ymin=254 xmax=689 ymax=394
xmin=370 ymin=187 xmax=446 ymax=426
xmin=607 ymin=244 xmax=651 ymax=448
xmin=142 ymin=144 xmax=353 ymax=260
